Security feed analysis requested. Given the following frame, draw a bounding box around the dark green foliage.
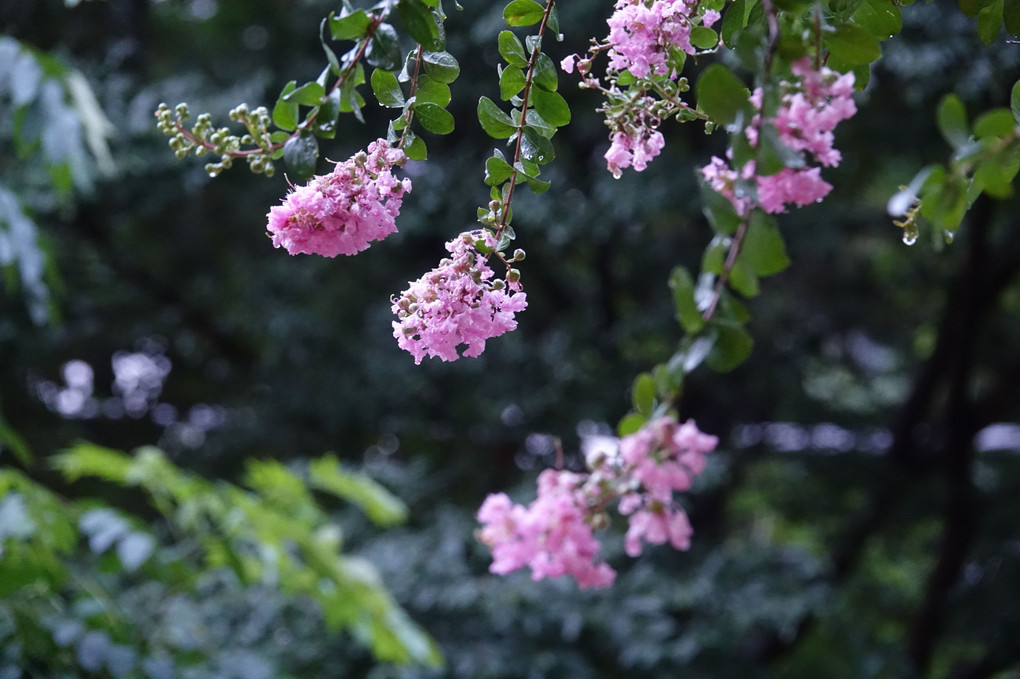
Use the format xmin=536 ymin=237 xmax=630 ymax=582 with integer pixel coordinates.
xmin=2 ymin=0 xmax=1020 ymax=678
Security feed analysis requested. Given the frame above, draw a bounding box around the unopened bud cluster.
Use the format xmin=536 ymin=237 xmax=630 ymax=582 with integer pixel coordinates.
xmin=155 ymin=102 xmax=276 ymax=178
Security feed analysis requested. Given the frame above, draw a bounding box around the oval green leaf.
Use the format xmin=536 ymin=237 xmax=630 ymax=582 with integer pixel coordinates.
xmin=529 ymin=87 xmax=570 ymax=127
xmin=371 ymin=69 xmax=405 ymax=108
xmin=695 ymin=64 xmax=749 ymax=128
xmin=499 ymin=66 xmax=527 ymax=101
xmin=283 ymin=135 xmax=319 ymax=181
xmin=414 ymin=102 xmax=454 ymax=134
xmin=414 ymin=74 xmax=451 ymax=107
xmin=422 ymin=50 xmax=460 ymax=83
xmin=477 ymin=96 xmax=517 ymax=139
xmin=503 ymin=0 xmax=546 ymax=26
xmin=824 ymin=23 xmax=882 ymax=65
xmin=498 ymin=30 xmax=529 ymax=67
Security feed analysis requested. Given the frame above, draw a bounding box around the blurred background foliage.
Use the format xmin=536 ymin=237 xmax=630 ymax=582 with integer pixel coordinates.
xmin=2 ymin=0 xmax=1020 ymax=677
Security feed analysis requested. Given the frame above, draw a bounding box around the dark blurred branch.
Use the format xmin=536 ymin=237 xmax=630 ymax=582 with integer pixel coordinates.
xmin=755 ymin=197 xmax=1011 ymax=669
xmin=905 ymin=198 xmax=987 ymax=675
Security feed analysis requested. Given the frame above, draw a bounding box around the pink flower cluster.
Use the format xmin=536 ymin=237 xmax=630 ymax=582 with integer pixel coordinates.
xmin=702 ymin=58 xmax=857 ymax=214
xmin=477 ymin=470 xmax=617 ymax=589
xmin=560 ymin=0 xmax=720 ymax=179
xmin=266 ymin=139 xmax=411 ymax=257
xmin=605 ymin=114 xmax=665 ymax=178
xmin=391 ymin=230 xmax=527 ymax=364
xmin=605 ymin=0 xmax=708 ymax=79
xmin=476 ymin=416 xmax=718 ymax=588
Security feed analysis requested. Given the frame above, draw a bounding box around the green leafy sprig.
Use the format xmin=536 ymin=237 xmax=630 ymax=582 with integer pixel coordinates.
xmin=475 ymin=0 xmax=566 ymax=271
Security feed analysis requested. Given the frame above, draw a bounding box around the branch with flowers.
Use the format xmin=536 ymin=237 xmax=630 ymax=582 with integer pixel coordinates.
xmin=156 ymin=0 xmax=1020 ymax=589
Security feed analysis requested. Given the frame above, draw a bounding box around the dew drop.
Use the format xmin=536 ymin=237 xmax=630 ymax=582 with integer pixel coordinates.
xmin=902 ymin=231 xmax=917 ymax=246
xmin=944 ymin=230 xmax=955 ymax=244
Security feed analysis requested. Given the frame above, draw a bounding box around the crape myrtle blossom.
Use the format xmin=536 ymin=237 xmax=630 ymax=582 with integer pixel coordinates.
xmin=476 ymin=416 xmax=718 ymax=588
xmin=266 ymin=139 xmax=411 ymax=257
xmin=391 ymin=230 xmax=527 ymax=364
xmin=701 ymin=58 xmax=857 ymax=215
xmin=605 ymin=0 xmax=702 ymax=79
xmin=605 ymin=102 xmax=666 ymax=178
xmin=561 ymin=0 xmax=721 ymax=179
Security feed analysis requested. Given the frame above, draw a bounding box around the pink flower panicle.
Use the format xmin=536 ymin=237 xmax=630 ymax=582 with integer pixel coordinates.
xmin=477 ymin=471 xmax=617 ymax=589
xmin=606 ymin=0 xmax=701 ymax=79
xmin=564 ymin=0 xmax=720 ymax=179
xmin=391 ymin=230 xmax=527 ymax=364
xmin=477 ymin=416 xmax=718 ymax=588
xmin=605 ymin=125 xmax=666 ymax=179
xmin=701 ymin=58 xmax=857 ymax=215
xmin=266 ymin=139 xmax=411 ymax=257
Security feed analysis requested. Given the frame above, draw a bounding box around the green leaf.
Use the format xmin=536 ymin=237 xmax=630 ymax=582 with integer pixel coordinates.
xmin=53 ymin=442 xmax=131 ymax=483
xmin=631 ymin=373 xmax=656 ymax=415
xmin=422 ymin=50 xmax=460 ymax=83
xmin=525 ymin=110 xmax=556 ymax=138
xmin=414 ymin=74 xmax=451 ymax=107
xmin=532 ymin=53 xmax=558 ymax=91
xmin=720 ymin=0 xmax=746 ymax=48
xmin=499 ymin=66 xmax=527 ymax=100
xmin=367 ymin=23 xmax=402 ymax=70
xmin=273 ymin=81 xmax=299 ymax=131
xmin=669 ymin=266 xmax=705 ymax=334
xmin=700 ymin=178 xmax=742 ymax=236
xmin=339 ymin=77 xmax=366 ymax=123
xmin=741 ymin=212 xmax=790 ymax=276
xmin=371 ymin=68 xmax=405 ymax=108
xmin=974 ymin=153 xmax=1020 ymax=198
xmin=520 ymin=125 xmax=554 ymax=163
xmin=283 ymin=81 xmax=325 ymax=106
xmin=702 ymin=235 xmax=728 ymax=274
xmin=397 ymin=0 xmax=441 ymax=48
xmin=546 ymin=4 xmax=560 ymax=34
xmin=283 ymin=135 xmax=319 ymax=181
xmin=308 ymin=455 xmax=408 ymax=527
xmin=728 ymin=259 xmax=760 ymax=297
xmin=403 ymin=131 xmax=428 ymax=160
xmin=0 ymin=415 xmax=32 ymax=466
xmin=329 ymin=9 xmax=371 ymax=40
xmin=1012 ymin=79 xmax=1020 ymax=124
xmin=959 ymin=0 xmax=995 ymax=17
xmin=503 ymin=0 xmax=546 ymax=26
xmin=696 ymin=64 xmax=750 ymax=128
xmin=320 ymin=19 xmax=342 ymax=75
xmin=498 ymin=30 xmax=529 ymax=67
xmin=477 ymin=96 xmax=517 ymax=138
xmin=485 ymin=153 xmax=515 ymax=186
xmin=854 ymin=0 xmax=902 ymax=38
xmin=824 ymin=23 xmax=882 ymax=65
xmin=690 ymin=26 xmax=719 ymax=49
xmin=937 ymin=94 xmax=969 ymax=148
xmin=618 ymin=413 xmax=648 ymax=437
xmin=414 ymin=102 xmax=454 ymax=134
xmin=313 ymin=89 xmax=342 ymax=139
xmin=974 ymin=108 xmax=1016 ymax=138
xmin=1005 ymin=0 xmax=1020 ymax=34
xmin=705 ymin=323 xmax=754 ymax=372
xmin=977 ymin=0 xmax=1004 ymax=43
xmin=525 ymin=175 xmax=551 ymax=193
xmin=529 ymin=87 xmax=570 ymax=126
